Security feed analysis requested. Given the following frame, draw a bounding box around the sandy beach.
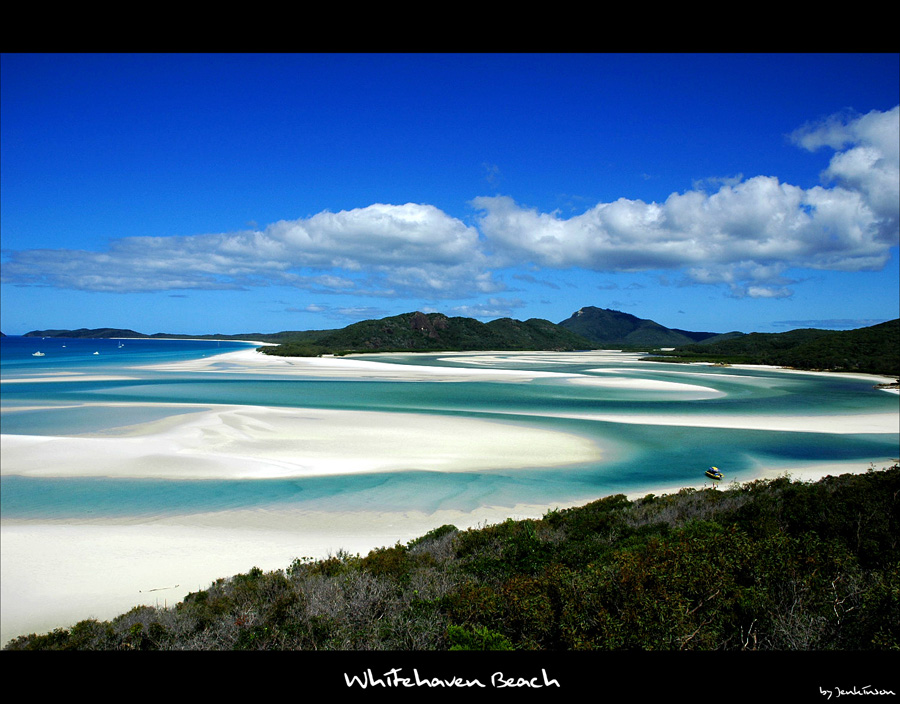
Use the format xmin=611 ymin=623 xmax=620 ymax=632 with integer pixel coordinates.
xmin=2 ymin=348 xmax=897 ymax=645
xmin=1 ymin=504 xmax=543 ymax=646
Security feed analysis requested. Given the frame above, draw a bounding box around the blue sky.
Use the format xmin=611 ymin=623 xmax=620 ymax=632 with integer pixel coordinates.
xmin=2 ymin=53 xmax=898 ymax=336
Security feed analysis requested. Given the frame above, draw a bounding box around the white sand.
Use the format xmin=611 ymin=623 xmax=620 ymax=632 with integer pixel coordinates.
xmin=0 ymin=403 xmax=603 ymax=480
xmin=137 ymin=348 xmax=576 ymax=382
xmin=138 ymin=346 xmax=900 ymax=392
xmin=0 ymin=501 xmax=564 ymax=645
xmin=564 ymin=375 xmax=724 ymax=396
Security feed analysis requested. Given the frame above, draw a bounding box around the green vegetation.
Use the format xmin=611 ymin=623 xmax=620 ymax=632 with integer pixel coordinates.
xmin=556 ymin=306 xmax=728 ymax=348
xmin=258 ymin=311 xmax=595 ymax=357
xmin=21 ymin=327 xmax=330 ymax=344
xmin=645 ymin=319 xmax=900 ymax=377
xmin=23 ymin=327 xmax=148 ymax=339
xmin=6 ymin=464 xmax=898 ymax=651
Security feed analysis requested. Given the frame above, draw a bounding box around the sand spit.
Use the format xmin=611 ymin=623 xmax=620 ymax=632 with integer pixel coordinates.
xmin=135 ymin=348 xmax=732 ymax=399
xmin=136 ymin=348 xmax=570 ymax=382
xmin=564 ymin=375 xmax=724 ymax=396
xmin=138 ymin=346 xmax=900 ymax=388
xmin=0 ymin=403 xmax=603 ymax=480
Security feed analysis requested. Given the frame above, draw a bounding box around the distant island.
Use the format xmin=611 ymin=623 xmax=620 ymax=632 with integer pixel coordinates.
xmin=20 ymin=307 xmax=900 ymax=377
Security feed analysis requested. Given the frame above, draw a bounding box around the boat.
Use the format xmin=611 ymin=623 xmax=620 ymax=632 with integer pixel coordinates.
xmin=32 ymin=351 xmax=45 ymax=357
xmin=705 ymin=466 xmax=723 ymax=480
xmin=93 ymin=351 xmax=100 ymax=355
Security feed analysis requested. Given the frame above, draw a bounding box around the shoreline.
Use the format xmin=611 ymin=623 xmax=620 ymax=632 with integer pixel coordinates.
xmin=182 ymin=346 xmax=900 ymax=387
xmin=3 ymin=458 xmax=894 ymax=646
xmin=114 ymin=337 xmax=275 ymax=346
xmin=135 ymin=345 xmax=900 ymax=390
xmin=2 ymin=348 xmax=897 ymax=645
xmin=135 ymin=347 xmax=596 ymax=382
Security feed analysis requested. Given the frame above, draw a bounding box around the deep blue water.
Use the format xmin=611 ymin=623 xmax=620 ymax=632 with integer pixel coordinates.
xmin=2 ymin=335 xmax=897 ymax=520
xmin=0 ymin=334 xmax=251 ymax=370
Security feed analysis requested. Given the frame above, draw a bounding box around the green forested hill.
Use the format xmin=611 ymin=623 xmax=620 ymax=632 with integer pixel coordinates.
xmin=6 ymin=465 xmax=898 ymax=652
xmin=24 ymin=327 xmax=148 ymax=339
xmin=651 ymin=319 xmax=900 ymax=376
xmin=557 ymin=306 xmax=725 ymax=348
xmin=259 ymin=311 xmax=595 ymax=357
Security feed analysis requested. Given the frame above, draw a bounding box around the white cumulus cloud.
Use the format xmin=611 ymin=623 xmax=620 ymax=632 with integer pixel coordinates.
xmin=2 ymin=203 xmax=496 ymax=298
xmin=473 ymin=106 xmax=899 ymax=297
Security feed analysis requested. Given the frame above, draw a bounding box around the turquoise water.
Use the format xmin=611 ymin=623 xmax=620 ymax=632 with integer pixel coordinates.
xmin=2 ymin=336 xmax=897 ymax=520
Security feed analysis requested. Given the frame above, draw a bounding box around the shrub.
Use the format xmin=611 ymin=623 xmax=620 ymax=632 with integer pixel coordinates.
xmin=447 ymin=624 xmax=514 ymax=650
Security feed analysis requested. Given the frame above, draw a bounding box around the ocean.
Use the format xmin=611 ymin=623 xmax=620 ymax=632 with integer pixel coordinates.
xmin=2 ymin=335 xmax=898 ymax=522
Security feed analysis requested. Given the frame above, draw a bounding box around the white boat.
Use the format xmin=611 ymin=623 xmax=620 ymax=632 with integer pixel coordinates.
xmin=93 ymin=351 xmax=100 ymax=355
xmin=32 ymin=351 xmax=45 ymax=357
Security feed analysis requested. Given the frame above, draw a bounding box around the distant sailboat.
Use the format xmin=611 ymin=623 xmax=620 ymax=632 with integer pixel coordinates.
xmin=32 ymin=351 xmax=45 ymax=357
xmin=93 ymin=351 xmax=100 ymax=355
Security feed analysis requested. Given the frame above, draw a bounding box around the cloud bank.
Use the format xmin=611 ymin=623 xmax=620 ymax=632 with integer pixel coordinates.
xmin=474 ymin=106 xmax=899 ymax=298
xmin=3 ymin=107 xmax=897 ymax=302
xmin=3 ymin=203 xmax=498 ymax=298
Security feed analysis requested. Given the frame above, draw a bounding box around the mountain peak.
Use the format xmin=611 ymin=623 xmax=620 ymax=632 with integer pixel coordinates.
xmin=558 ymin=307 xmax=721 ymax=347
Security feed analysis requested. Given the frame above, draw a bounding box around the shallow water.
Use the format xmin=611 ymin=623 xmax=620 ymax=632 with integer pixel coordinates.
xmin=2 ymin=337 xmax=897 ymax=521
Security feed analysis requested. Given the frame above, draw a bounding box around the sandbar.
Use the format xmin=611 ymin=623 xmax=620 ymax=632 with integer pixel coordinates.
xmin=564 ymin=375 xmax=724 ymax=396
xmin=135 ymin=348 xmax=732 ymax=399
xmin=137 ymin=346 xmax=899 ymax=392
xmin=137 ymin=348 xmax=575 ymax=382
xmin=0 ymin=403 xmax=603 ymax=480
